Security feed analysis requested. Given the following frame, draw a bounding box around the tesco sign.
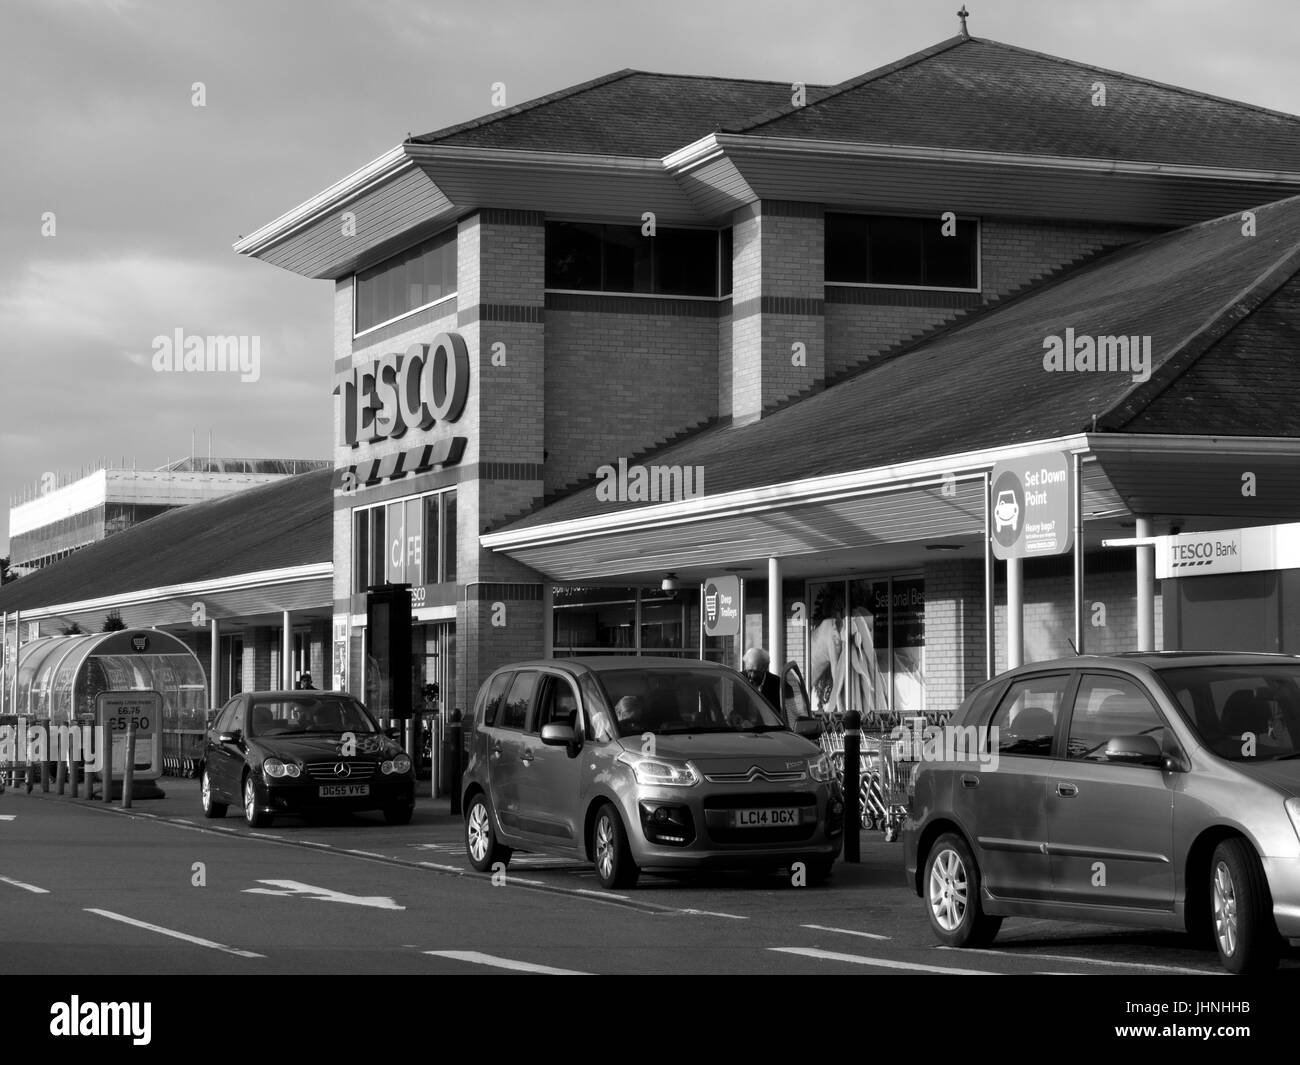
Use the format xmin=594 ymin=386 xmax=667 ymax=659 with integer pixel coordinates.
xmin=337 ymin=332 xmax=469 ymax=448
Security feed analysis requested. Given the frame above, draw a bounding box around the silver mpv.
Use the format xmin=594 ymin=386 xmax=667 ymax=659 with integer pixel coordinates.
xmin=462 ymin=657 xmax=844 ymax=889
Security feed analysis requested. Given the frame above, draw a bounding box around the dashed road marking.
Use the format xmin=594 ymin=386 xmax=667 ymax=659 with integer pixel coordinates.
xmin=0 ymin=874 xmax=49 ymax=894
xmin=676 ymin=908 xmax=748 ymax=919
xmin=801 ymin=923 xmax=889 ymax=940
xmin=938 ymin=946 xmax=1213 ymax=975
xmin=87 ymin=908 xmax=265 ymax=958
xmin=772 ymin=947 xmax=996 ymax=974
xmin=425 ymin=950 xmax=589 ymax=975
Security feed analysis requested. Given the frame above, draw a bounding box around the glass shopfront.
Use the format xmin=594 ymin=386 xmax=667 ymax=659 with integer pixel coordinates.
xmin=806 ymin=574 xmax=925 ymax=717
xmin=553 ymin=586 xmax=687 ymax=657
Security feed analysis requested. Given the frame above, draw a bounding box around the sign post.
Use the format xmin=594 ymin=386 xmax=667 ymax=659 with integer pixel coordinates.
xmin=990 ymin=451 xmax=1076 ymax=667
xmin=96 ymin=691 xmax=160 ymax=803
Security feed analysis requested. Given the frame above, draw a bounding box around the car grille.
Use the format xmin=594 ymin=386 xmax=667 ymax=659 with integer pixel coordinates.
xmin=703 ymin=767 xmax=807 ymax=784
xmin=304 ymin=762 xmax=377 ymax=782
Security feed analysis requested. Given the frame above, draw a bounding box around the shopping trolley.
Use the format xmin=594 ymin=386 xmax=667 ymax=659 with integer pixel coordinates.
xmin=875 ymin=719 xmax=926 ymax=842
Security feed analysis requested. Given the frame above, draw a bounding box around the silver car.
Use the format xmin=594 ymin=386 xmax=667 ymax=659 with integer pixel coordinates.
xmin=462 ymin=657 xmax=844 ymax=889
xmin=904 ymin=652 xmax=1300 ymax=973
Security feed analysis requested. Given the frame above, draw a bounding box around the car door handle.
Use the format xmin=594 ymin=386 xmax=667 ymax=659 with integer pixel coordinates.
xmin=520 ymin=750 xmax=534 ymax=765
xmin=1056 ymin=782 xmax=1078 ymax=797
xmin=490 ymin=743 xmax=502 ymax=758
xmin=960 ymin=774 xmax=979 ymax=789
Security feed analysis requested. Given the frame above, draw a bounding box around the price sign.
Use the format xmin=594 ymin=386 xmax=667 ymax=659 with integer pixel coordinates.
xmin=96 ymin=691 xmax=161 ymax=738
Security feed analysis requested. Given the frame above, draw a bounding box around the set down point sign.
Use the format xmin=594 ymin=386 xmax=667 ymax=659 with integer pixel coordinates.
xmin=989 ymin=451 xmax=1074 ymax=559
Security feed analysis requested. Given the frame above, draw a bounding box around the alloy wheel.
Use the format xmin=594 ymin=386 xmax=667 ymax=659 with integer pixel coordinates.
xmin=1213 ymin=860 xmax=1238 ymax=957
xmin=467 ymin=803 xmax=491 ymax=863
xmin=595 ymin=815 xmax=615 ymax=881
xmin=929 ymin=847 xmax=968 ymax=932
xmin=201 ymin=773 xmax=212 ymax=810
xmin=244 ymin=776 xmax=256 ymax=822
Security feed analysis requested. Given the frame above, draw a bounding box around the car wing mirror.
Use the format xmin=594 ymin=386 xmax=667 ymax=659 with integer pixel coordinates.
xmin=794 ymin=717 xmax=823 ymax=740
xmin=540 ymin=723 xmax=577 ymax=748
xmin=217 ymin=730 xmax=241 ymax=744
xmin=1104 ymin=734 xmax=1163 ymax=766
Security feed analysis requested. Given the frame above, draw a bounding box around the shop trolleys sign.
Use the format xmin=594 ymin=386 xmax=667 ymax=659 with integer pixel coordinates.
xmin=702 ymin=575 xmax=741 ymax=638
xmin=96 ymin=690 xmax=162 ymax=779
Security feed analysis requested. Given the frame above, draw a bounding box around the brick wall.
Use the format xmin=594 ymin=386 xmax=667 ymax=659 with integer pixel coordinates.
xmin=730 ymin=202 xmax=825 ymax=422
xmin=825 ymin=217 xmax=1164 ymax=378
xmin=924 ymin=560 xmax=988 ymax=715
xmin=544 ymin=309 xmax=717 ymax=495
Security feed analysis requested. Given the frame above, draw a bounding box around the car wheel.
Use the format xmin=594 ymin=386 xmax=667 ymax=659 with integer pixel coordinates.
xmin=242 ymin=772 xmax=273 ymax=829
xmin=200 ymin=769 xmax=227 ymax=819
xmin=593 ymin=803 xmax=639 ymax=890
xmin=384 ymin=803 xmax=414 ymax=826
xmin=464 ymin=793 xmax=511 ymax=873
xmin=1211 ymin=838 xmax=1280 ymax=974
xmin=925 ymin=832 xmax=1002 ymax=947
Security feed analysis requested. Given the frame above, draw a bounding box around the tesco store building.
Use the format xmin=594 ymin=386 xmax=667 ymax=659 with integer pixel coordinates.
xmin=236 ymin=34 xmax=1300 ymax=723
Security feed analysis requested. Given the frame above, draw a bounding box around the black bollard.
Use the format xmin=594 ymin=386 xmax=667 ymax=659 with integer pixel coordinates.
xmin=844 ymin=710 xmax=861 ymax=864
xmin=448 ymin=708 xmax=463 ymax=815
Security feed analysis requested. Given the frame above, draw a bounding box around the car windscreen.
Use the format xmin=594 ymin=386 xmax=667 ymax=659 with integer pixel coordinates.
xmin=246 ymin=696 xmax=378 ymax=737
xmin=1155 ymin=664 xmax=1300 ymax=762
xmin=594 ymin=667 xmax=787 ymax=737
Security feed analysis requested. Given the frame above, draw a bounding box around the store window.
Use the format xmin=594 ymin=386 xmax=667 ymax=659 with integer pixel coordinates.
xmin=353 ymin=488 xmax=455 ymax=595
xmin=354 ymin=227 xmax=457 ymax=335
xmin=806 ymin=575 xmax=925 ymax=716
xmin=825 ymin=213 xmax=978 ymax=289
xmin=545 ymin=223 xmax=732 ymax=297
xmin=553 ymin=586 xmax=686 ymax=657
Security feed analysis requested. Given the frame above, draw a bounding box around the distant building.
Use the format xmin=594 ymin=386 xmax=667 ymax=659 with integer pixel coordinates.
xmin=8 ymin=457 xmax=331 ymax=571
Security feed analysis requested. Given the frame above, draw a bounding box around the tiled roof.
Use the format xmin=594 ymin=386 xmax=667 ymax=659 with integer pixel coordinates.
xmin=0 ymin=469 xmax=333 ymax=612
xmin=499 ymin=193 xmax=1300 ymax=531
xmin=412 ymin=70 xmax=833 ymax=157
xmin=732 ymin=36 xmax=1300 ymax=172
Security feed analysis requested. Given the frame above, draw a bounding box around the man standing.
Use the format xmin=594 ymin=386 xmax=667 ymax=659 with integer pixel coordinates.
xmin=742 ymin=647 xmax=783 ymax=712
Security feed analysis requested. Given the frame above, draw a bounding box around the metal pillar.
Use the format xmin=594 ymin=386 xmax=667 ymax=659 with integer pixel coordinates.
xmin=282 ymin=611 xmax=293 ymax=689
xmin=1007 ymin=557 xmax=1024 ymax=669
xmin=1136 ymin=517 xmax=1155 ymax=651
xmin=767 ymin=557 xmax=782 ymax=673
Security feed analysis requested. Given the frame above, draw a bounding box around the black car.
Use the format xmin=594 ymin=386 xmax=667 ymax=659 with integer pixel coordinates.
xmin=200 ymin=691 xmax=415 ymax=827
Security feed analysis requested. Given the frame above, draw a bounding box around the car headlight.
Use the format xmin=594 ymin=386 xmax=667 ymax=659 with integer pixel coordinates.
xmin=617 ymin=752 xmax=700 ymax=787
xmin=808 ymin=753 xmax=833 ymax=782
xmin=382 ymin=755 xmax=412 ymax=775
xmin=263 ymin=758 xmax=300 ymax=779
xmin=1285 ymin=797 xmax=1300 ymax=843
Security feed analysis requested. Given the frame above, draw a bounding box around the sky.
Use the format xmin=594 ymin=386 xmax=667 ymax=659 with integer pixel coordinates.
xmin=2 ymin=0 xmax=1298 ymax=556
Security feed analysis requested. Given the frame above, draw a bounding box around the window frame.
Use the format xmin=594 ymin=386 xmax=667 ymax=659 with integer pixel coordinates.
xmin=352 ymin=227 xmax=459 ymax=339
xmin=1062 ymin=670 xmax=1173 ymax=767
xmin=987 ymin=670 xmax=1079 ymax=758
xmin=543 ymin=220 xmax=733 ymax=300
xmin=824 ymin=211 xmax=982 ymax=293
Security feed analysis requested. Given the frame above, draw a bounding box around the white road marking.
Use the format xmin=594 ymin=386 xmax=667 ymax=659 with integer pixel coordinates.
xmin=573 ymin=888 xmax=630 ymax=901
xmin=418 ymin=861 xmax=465 ymax=874
xmin=242 ymin=879 xmax=404 ymax=910
xmin=297 ymin=840 xmax=330 ymax=848
xmin=772 ymin=947 xmax=996 ymax=974
xmin=676 ymin=908 xmax=748 ymax=919
xmin=0 ymin=874 xmax=49 ymax=894
xmin=0 ymin=815 xmax=16 ymax=821
xmin=426 ymin=950 xmax=589 ymax=975
xmin=169 ymin=818 xmax=196 ymax=825
xmin=938 ymin=946 xmax=1212 ymax=974
xmin=87 ymin=908 xmax=264 ymax=958
xmin=345 ymin=849 xmax=391 ymax=859
xmin=801 ymin=923 xmax=889 ymax=940
xmin=249 ymin=832 xmax=284 ymax=840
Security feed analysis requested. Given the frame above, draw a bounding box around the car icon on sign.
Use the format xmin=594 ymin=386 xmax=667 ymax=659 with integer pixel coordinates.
xmin=994 ymin=490 xmax=1019 ymax=533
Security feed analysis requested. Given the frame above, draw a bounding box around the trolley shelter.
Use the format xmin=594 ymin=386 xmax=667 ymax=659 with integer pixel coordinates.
xmin=3 ymin=629 xmax=207 ymax=783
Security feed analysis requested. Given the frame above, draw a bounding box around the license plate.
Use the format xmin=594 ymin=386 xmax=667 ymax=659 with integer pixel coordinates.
xmin=732 ymin=807 xmax=799 ymax=827
xmin=318 ymin=784 xmax=369 ymax=798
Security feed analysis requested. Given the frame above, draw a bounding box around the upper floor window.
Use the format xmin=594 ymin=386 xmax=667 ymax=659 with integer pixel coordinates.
xmin=825 ymin=213 xmax=978 ymax=290
xmin=545 ymin=222 xmax=731 ymax=298
xmin=355 ymin=229 xmax=457 ymax=335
